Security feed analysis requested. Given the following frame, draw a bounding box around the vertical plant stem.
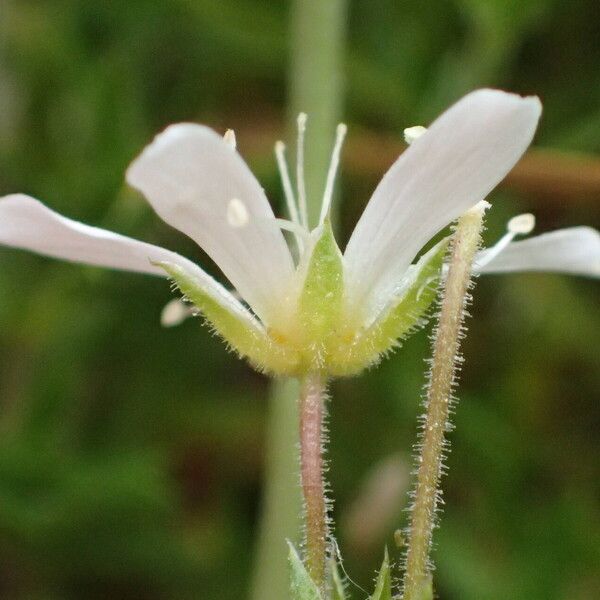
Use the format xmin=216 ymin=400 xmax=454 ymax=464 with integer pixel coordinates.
xmin=289 ymin=0 xmax=347 ymax=228
xmin=250 ymin=378 xmax=302 ymax=600
xmin=300 ymin=372 xmax=328 ymax=589
xmin=251 ymin=2 xmax=347 ymax=598
xmin=403 ymin=203 xmax=487 ymax=600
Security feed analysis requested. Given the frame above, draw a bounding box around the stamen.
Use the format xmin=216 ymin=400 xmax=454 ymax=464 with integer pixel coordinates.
xmin=319 ymin=123 xmax=347 ymax=226
xmin=477 ymin=212 xmax=536 ymax=268
xmin=275 ymin=218 xmax=311 ymax=242
xmin=161 ymin=298 xmax=193 ymax=327
xmin=275 ymin=141 xmax=304 ymax=255
xmin=227 ymin=197 xmax=249 ymax=228
xmin=404 ymin=125 xmax=427 ymax=145
xmin=508 ymin=212 xmax=535 ymax=235
xmin=223 ymin=129 xmax=237 ymax=149
xmin=296 ymin=113 xmax=308 ymax=230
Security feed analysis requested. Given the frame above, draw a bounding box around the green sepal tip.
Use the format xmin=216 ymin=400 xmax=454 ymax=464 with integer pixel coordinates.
xmin=288 ymin=542 xmax=323 ymax=600
xmin=329 ymin=554 xmax=348 ymax=599
xmin=156 ymin=261 xmax=299 ymax=375
xmin=298 ymin=221 xmax=344 ymax=369
xmin=329 ymin=238 xmax=449 ymax=375
xmin=370 ymin=547 xmax=392 ymax=600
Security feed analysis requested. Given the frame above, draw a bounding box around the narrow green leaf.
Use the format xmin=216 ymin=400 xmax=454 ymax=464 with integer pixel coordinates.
xmin=288 ymin=542 xmax=323 ymax=600
xmin=329 ymin=555 xmax=348 ymax=599
xmin=370 ymin=547 xmax=392 ymax=600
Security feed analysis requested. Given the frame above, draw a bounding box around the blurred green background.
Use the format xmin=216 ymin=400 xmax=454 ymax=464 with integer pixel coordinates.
xmin=0 ymin=1 xmax=598 ymax=598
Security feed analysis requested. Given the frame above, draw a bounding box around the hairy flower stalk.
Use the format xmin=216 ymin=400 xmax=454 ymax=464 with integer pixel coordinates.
xmin=402 ymin=202 xmax=487 ymax=600
xmin=299 ymin=372 xmax=329 ymax=590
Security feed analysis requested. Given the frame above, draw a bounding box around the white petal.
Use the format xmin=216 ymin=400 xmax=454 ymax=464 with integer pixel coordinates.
xmin=477 ymin=227 xmax=600 ymax=277
xmin=344 ymin=89 xmax=542 ymax=319
xmin=0 ymin=194 xmax=260 ymax=328
xmin=126 ymin=123 xmax=295 ymax=324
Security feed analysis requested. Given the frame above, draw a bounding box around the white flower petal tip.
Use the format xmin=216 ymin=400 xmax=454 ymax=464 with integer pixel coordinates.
xmin=403 ymin=125 xmax=427 ymax=145
xmin=125 ymin=122 xmax=294 ymax=325
xmin=478 ymin=226 xmax=600 ymax=278
xmin=0 ymin=193 xmax=171 ymax=276
xmin=161 ymin=298 xmax=194 ymax=327
xmin=344 ymin=88 xmax=543 ymax=319
xmin=0 ymin=193 xmax=257 ymax=329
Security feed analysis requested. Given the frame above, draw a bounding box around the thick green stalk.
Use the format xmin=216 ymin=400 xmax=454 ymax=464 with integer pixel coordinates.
xmin=250 ymin=378 xmax=302 ymax=600
xmin=402 ymin=204 xmax=487 ymax=600
xmin=250 ymin=2 xmax=347 ymax=599
xmin=289 ymin=0 xmax=347 ymax=228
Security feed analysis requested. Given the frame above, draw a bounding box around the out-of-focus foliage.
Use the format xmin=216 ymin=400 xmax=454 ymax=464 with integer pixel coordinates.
xmin=0 ymin=1 xmax=598 ymax=598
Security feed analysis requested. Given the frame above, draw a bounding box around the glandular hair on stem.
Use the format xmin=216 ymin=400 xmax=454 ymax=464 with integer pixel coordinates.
xmin=401 ymin=203 xmax=487 ymax=600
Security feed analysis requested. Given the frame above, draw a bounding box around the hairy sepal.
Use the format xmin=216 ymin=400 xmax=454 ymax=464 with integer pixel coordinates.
xmin=288 ymin=542 xmax=323 ymax=600
xmin=329 ymin=238 xmax=449 ymax=376
xmin=370 ymin=548 xmax=392 ymax=600
xmin=298 ymin=220 xmax=344 ymax=370
xmin=156 ymin=261 xmax=299 ymax=375
xmin=329 ymin=555 xmax=348 ymax=599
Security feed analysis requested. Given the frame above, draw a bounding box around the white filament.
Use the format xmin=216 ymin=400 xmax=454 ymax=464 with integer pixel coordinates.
xmin=275 ymin=141 xmax=304 ymax=254
xmin=319 ymin=123 xmax=347 ymax=226
xmin=275 ymin=218 xmax=311 ymax=242
xmin=275 ymin=142 xmax=300 ymax=225
xmin=296 ymin=113 xmax=308 ymax=229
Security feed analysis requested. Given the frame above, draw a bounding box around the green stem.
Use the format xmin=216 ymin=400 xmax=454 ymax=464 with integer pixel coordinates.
xmin=250 ymin=379 xmax=302 ymax=600
xmin=289 ymin=0 xmax=347 ymax=228
xmin=402 ymin=204 xmax=487 ymax=600
xmin=300 ymin=372 xmax=328 ymax=589
xmin=250 ymin=2 xmax=346 ymax=598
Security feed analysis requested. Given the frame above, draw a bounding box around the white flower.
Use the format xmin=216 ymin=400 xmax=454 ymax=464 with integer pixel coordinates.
xmin=0 ymin=89 xmax=598 ymax=375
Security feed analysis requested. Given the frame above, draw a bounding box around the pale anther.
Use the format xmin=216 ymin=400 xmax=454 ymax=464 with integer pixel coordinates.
xmin=227 ymin=197 xmax=249 ymax=228
xmin=475 ymin=211 xmax=537 ymax=270
xmin=508 ymin=213 xmax=535 ymax=235
xmin=161 ymin=298 xmax=193 ymax=327
xmin=404 ymin=125 xmax=427 ymax=145
xmin=223 ymin=129 xmax=237 ymax=149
